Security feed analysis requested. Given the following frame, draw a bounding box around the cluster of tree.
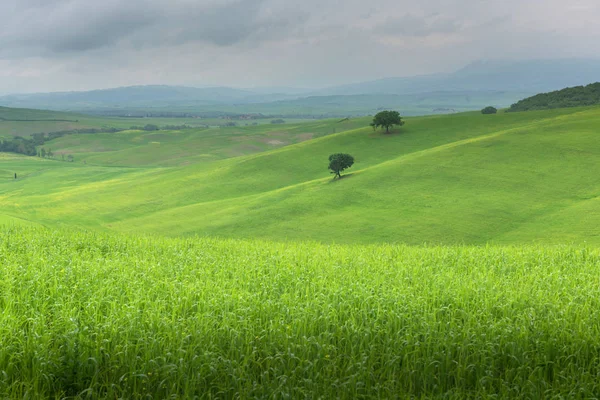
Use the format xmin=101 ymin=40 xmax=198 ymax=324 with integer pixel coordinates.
xmin=129 ymin=124 xmax=198 ymax=131
xmin=89 ymin=111 xmax=200 ymax=118
xmin=38 ymin=148 xmax=54 ymax=158
xmin=509 ymin=82 xmax=600 ymax=112
xmin=30 ymin=127 xmax=123 ymax=147
xmin=0 ymin=137 xmax=77 ymax=161
xmin=0 ymin=117 xmax=78 ymax=122
xmin=161 ymin=124 xmax=192 ymax=130
xmin=0 ymin=127 xmax=124 ymax=157
xmin=271 ymin=119 xmax=286 ymax=124
xmin=38 ymin=148 xmax=74 ymax=161
xmin=0 ymin=137 xmax=37 ymax=156
xmin=481 ymin=106 xmax=498 ymax=114
xmin=130 ymin=124 xmax=160 ymax=131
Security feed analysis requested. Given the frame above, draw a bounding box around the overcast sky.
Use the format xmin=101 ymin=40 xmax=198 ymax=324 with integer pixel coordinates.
xmin=0 ymin=0 xmax=598 ymax=93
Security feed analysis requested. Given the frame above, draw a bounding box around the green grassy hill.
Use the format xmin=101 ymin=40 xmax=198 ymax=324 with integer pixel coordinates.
xmin=2 ymin=106 xmax=600 ymax=244
xmin=3 ymin=105 xmax=600 ymax=398
xmin=43 ymin=118 xmax=364 ymax=167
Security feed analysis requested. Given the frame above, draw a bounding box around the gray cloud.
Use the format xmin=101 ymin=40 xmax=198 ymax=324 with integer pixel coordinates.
xmin=0 ymin=0 xmax=598 ymax=93
xmin=0 ymin=0 xmax=160 ymax=55
xmin=374 ymin=14 xmax=462 ymax=37
xmin=166 ymin=0 xmax=309 ymax=47
xmin=0 ymin=0 xmax=309 ymax=57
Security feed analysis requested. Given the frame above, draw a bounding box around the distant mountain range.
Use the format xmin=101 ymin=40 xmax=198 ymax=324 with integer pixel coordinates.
xmin=319 ymin=59 xmax=600 ymax=95
xmin=1 ymin=59 xmax=599 ymax=117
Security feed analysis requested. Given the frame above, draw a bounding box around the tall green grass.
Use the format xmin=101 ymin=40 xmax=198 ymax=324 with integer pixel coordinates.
xmin=1 ymin=226 xmax=600 ymax=398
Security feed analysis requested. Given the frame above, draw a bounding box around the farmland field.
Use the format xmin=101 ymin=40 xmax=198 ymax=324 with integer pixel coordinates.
xmin=0 ymin=106 xmax=308 ymax=140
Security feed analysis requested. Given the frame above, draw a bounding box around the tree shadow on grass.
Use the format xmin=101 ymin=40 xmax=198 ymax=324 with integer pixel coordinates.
xmin=328 ymin=173 xmax=355 ymax=183
xmin=368 ymin=128 xmax=405 ymax=137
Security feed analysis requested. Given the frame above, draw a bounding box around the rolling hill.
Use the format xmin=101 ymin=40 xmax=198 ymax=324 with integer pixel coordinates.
xmin=2 ymin=59 xmax=599 ymax=117
xmin=1 ymin=105 xmax=600 ymax=245
xmin=3 ymin=104 xmax=600 ymax=398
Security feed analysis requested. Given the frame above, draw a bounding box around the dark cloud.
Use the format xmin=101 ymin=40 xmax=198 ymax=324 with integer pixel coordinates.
xmin=0 ymin=0 xmax=598 ymax=92
xmin=0 ymin=0 xmax=160 ymax=55
xmin=49 ymin=7 xmax=159 ymax=52
xmin=0 ymin=0 xmax=308 ymax=57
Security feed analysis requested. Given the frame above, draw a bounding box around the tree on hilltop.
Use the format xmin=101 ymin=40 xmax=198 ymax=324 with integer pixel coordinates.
xmin=328 ymin=153 xmax=354 ymax=179
xmin=371 ymin=110 xmax=404 ymax=133
xmin=481 ymin=106 xmax=498 ymax=114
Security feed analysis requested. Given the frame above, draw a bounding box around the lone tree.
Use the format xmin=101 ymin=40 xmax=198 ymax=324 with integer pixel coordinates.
xmin=371 ymin=110 xmax=404 ymax=133
xmin=481 ymin=106 xmax=498 ymax=114
xmin=328 ymin=153 xmax=354 ymax=179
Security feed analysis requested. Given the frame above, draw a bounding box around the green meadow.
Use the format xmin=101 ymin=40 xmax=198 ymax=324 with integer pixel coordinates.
xmin=2 ymin=105 xmax=600 ymax=397
xmin=1 ymin=106 xmax=600 ymax=244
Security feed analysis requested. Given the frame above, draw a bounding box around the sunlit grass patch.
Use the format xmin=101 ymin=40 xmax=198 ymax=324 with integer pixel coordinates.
xmin=1 ymin=227 xmax=599 ymax=398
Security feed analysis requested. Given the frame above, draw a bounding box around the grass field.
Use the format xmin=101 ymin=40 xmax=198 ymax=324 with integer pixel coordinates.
xmin=41 ymin=118 xmax=363 ymax=167
xmin=1 ymin=227 xmax=600 ymax=398
xmin=0 ymin=106 xmax=307 ymax=140
xmin=2 ymin=104 xmax=600 ymax=398
xmin=1 ymin=106 xmax=600 ymax=244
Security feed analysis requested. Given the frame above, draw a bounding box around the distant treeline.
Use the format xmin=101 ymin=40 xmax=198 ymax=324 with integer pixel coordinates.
xmin=78 ymin=110 xmax=325 ymax=119
xmin=0 ymin=137 xmax=37 ymax=156
xmin=129 ymin=124 xmax=193 ymax=131
xmin=0 ymin=127 xmax=124 ymax=157
xmin=88 ymin=111 xmax=204 ymax=118
xmin=509 ymin=82 xmax=600 ymax=112
xmin=0 ymin=124 xmax=200 ymax=157
xmin=0 ymin=117 xmax=79 ymax=122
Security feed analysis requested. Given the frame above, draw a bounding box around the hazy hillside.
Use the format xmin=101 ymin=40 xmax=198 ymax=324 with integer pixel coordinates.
xmin=1 ymin=59 xmax=598 ymax=117
xmin=0 ymin=85 xmax=300 ymax=110
xmin=322 ymin=59 xmax=600 ymax=95
xmin=252 ymin=91 xmax=531 ymax=117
